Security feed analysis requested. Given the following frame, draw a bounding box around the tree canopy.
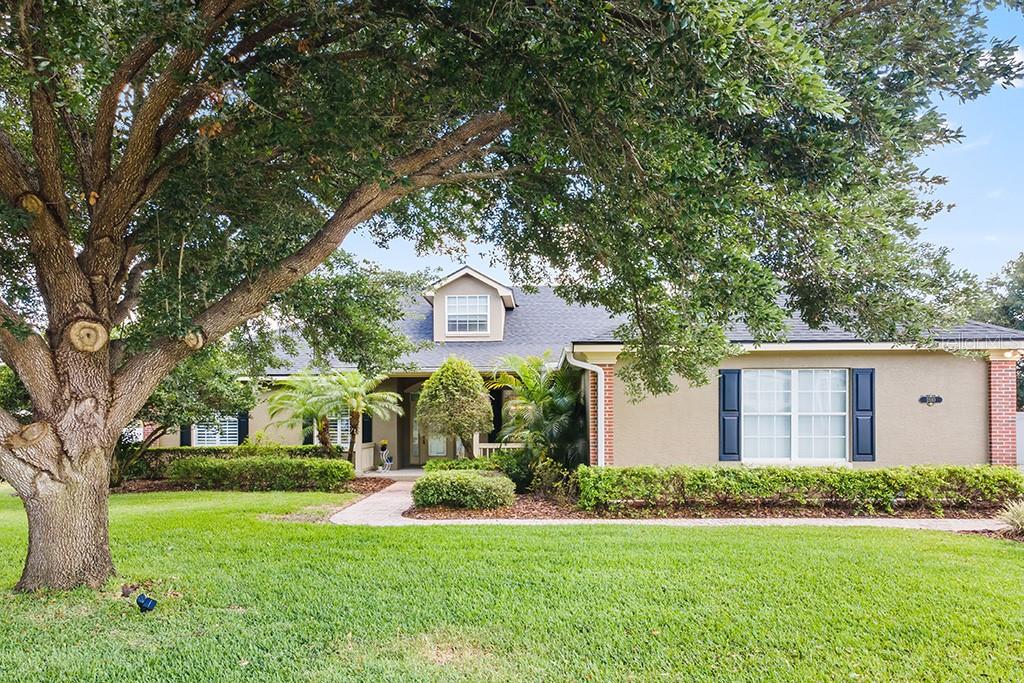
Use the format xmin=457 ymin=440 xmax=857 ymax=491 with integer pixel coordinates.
xmin=0 ymin=0 xmax=1021 ymax=590
xmin=417 ymin=356 xmax=493 ymax=455
xmin=974 ymin=252 xmax=1024 ymax=408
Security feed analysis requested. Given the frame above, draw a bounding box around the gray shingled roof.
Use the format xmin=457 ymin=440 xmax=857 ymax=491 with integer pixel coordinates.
xmin=268 ymin=286 xmax=1024 ymax=374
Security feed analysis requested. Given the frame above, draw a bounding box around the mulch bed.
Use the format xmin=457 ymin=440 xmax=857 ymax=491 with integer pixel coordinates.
xmin=406 ymin=494 xmax=1003 ymax=520
xmin=111 ymin=477 xmax=395 ymax=496
xmin=406 ymin=494 xmax=591 ymax=520
xmin=345 ymin=477 xmax=395 ymax=495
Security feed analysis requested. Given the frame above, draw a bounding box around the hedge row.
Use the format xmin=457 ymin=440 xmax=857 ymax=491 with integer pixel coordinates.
xmin=423 ymin=457 xmax=498 ymax=471
xmin=165 ymin=456 xmax=355 ymax=492
xmin=423 ymin=452 xmax=535 ymax=492
xmin=575 ymin=465 xmax=1024 ymax=514
xmin=412 ymin=471 xmax=516 ymax=509
xmin=128 ymin=444 xmax=344 ymax=479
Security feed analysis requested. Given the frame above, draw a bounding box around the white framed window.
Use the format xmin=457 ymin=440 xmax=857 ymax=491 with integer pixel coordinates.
xmin=328 ymin=415 xmax=352 ymax=446
xmin=742 ymin=369 xmax=848 ymax=463
xmin=194 ymin=416 xmax=239 ymax=447
xmin=446 ymin=294 xmax=489 ymax=333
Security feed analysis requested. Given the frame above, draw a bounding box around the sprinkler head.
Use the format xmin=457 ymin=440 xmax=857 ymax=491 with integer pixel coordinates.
xmin=136 ymin=593 xmax=157 ymax=613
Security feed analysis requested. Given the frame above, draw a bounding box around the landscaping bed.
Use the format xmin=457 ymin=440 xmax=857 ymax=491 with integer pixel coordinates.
xmin=406 ymin=493 xmax=1004 ymax=520
xmin=113 ymin=476 xmax=393 ymax=496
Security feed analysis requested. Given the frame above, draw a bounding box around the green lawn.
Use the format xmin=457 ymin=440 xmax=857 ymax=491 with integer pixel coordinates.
xmin=0 ymin=489 xmax=1022 ymax=682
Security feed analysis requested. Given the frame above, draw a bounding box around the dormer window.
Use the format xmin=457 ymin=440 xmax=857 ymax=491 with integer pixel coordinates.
xmin=446 ymin=295 xmax=489 ymax=334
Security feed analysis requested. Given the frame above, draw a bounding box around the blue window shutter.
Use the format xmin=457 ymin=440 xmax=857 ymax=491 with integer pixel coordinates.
xmin=179 ymin=424 xmax=192 ymax=447
xmin=302 ymin=417 xmax=314 ymax=445
xmin=719 ymin=369 xmax=741 ymax=461
xmin=362 ymin=413 xmax=373 ymax=443
xmin=852 ymin=368 xmax=875 ymax=462
xmin=237 ymin=412 xmax=249 ymax=445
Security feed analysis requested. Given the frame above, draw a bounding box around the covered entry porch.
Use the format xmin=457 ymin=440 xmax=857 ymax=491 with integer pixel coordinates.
xmin=359 ymin=375 xmax=510 ymax=472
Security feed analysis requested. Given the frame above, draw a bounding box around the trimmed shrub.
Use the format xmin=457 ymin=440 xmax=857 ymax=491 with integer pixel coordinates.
xmin=412 ymin=471 xmax=516 ymax=509
xmin=997 ymin=499 xmax=1024 ymax=535
xmin=424 ymin=457 xmax=499 ymax=472
xmin=529 ymin=458 xmax=570 ymax=496
xmin=166 ymin=456 xmax=355 ymax=491
xmin=491 ymin=448 xmax=535 ymax=493
xmin=129 ymin=444 xmax=344 ymax=479
xmin=575 ymin=465 xmax=1024 ymax=515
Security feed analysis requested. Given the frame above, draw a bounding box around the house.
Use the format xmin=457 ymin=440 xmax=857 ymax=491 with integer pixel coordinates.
xmin=162 ymin=266 xmax=1024 ymax=471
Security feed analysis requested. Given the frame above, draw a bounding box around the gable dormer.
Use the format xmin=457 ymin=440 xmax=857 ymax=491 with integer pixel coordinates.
xmin=424 ymin=266 xmax=516 ymax=342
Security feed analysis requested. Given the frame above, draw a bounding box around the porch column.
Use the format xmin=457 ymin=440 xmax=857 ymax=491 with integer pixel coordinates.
xmin=988 ymin=356 xmax=1017 ymax=467
xmin=587 ymin=364 xmax=615 ymax=466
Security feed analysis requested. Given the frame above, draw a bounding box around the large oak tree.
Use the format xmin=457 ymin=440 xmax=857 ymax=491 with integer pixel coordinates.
xmin=0 ymin=0 xmax=1020 ymax=590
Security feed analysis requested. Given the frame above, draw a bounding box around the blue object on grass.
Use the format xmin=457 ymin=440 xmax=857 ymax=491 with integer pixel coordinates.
xmin=136 ymin=593 xmax=157 ymax=613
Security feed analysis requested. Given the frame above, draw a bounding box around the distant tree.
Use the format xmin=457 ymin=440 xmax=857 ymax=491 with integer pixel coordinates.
xmin=974 ymin=253 xmax=1024 ymax=408
xmin=417 ymin=357 xmax=493 ymax=457
xmin=490 ymin=354 xmax=588 ymax=469
xmin=123 ymin=345 xmax=257 ymax=485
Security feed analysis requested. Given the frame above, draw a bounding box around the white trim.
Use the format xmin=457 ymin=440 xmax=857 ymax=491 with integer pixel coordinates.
xmin=741 ymin=368 xmax=849 ymax=463
xmin=573 ymin=340 xmax=1024 ymax=355
xmin=193 ymin=416 xmax=239 ymax=447
xmin=562 ymin=350 xmax=606 ymax=467
xmin=445 ymin=294 xmax=490 ymax=335
xmin=424 ymin=266 xmax=516 ymax=308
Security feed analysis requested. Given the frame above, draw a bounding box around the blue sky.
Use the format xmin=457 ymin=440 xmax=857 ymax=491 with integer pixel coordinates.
xmin=346 ymin=8 xmax=1024 ymax=283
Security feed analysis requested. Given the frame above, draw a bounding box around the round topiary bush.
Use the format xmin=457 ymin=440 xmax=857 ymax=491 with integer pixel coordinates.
xmin=412 ymin=470 xmax=516 ymax=509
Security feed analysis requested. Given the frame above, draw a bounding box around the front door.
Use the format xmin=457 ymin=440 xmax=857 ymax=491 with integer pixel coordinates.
xmin=409 ymin=393 xmax=452 ymax=465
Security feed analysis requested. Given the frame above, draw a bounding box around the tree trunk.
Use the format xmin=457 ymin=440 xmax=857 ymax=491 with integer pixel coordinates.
xmin=461 ymin=436 xmax=475 ymax=458
xmin=316 ymin=416 xmax=332 ymax=455
xmin=16 ymin=459 xmax=114 ymax=592
xmin=347 ymin=412 xmax=359 ymax=464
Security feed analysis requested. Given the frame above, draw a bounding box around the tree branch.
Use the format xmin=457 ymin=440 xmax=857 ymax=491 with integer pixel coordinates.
xmin=829 ymin=0 xmax=902 ymax=27
xmin=91 ymin=37 xmax=163 ymax=187
xmin=108 ymin=111 xmax=512 ymax=424
xmin=0 ymin=126 xmax=34 ymax=202
xmin=0 ymin=297 xmax=59 ymax=415
xmin=112 ymin=259 xmax=151 ymax=326
xmin=17 ymin=1 xmax=69 ymax=227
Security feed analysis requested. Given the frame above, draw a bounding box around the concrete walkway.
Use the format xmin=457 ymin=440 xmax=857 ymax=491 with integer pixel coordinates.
xmin=330 ymin=482 xmax=1009 ymax=530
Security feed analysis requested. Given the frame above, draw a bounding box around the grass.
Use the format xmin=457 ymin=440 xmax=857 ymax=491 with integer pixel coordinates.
xmin=0 ymin=488 xmax=1022 ymax=682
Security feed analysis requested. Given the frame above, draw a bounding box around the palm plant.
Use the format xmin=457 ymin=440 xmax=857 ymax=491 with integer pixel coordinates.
xmin=268 ymin=372 xmax=335 ymax=454
xmin=268 ymin=371 xmax=403 ymax=461
xmin=318 ymin=371 xmax=403 ymax=462
xmin=489 ymin=354 xmax=587 ymax=468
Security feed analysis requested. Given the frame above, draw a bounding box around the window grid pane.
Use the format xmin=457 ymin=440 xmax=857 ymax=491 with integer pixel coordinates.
xmin=741 ymin=369 xmax=848 ymax=461
xmin=194 ymin=416 xmax=238 ymax=446
xmin=329 ymin=415 xmax=352 ymax=446
xmin=446 ymin=295 xmax=489 ymax=333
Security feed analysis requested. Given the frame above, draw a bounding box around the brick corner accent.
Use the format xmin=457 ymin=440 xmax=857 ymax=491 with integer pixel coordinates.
xmin=587 ymin=364 xmax=616 ymax=466
xmin=988 ymin=358 xmax=1017 ymax=467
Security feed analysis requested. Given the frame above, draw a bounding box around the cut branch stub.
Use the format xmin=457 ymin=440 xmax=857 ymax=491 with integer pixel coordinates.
xmin=5 ymin=421 xmax=51 ymax=449
xmin=67 ymin=319 xmax=109 ymax=352
xmin=182 ymin=329 xmax=205 ymax=350
xmin=20 ymin=193 xmax=45 ymax=216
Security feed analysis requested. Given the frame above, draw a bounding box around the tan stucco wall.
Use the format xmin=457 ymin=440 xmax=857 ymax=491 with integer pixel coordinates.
xmin=249 ymin=392 xmax=303 ymax=444
xmin=431 ymin=275 xmax=506 ymax=342
xmin=153 ymin=379 xmax=402 ymax=454
xmin=612 ymin=350 xmax=989 ymax=468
